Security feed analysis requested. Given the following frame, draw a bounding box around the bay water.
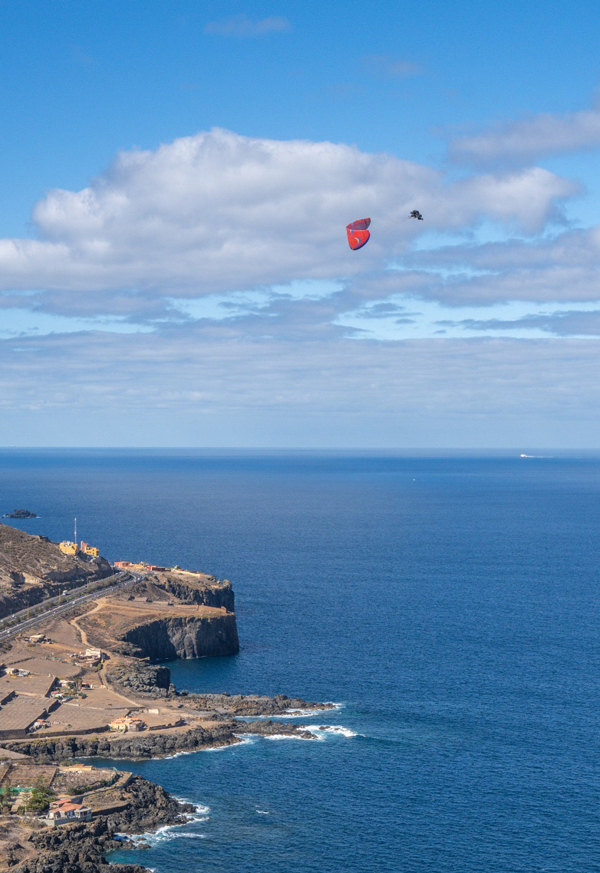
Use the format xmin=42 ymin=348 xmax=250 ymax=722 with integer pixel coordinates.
xmin=1 ymin=450 xmax=600 ymax=872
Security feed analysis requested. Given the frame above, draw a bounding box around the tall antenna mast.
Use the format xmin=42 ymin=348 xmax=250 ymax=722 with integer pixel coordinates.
xmin=74 ymin=517 xmax=77 ymax=546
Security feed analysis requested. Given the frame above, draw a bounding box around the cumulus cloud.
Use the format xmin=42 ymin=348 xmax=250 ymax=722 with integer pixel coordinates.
xmin=203 ymin=15 xmax=291 ymax=37
xmin=449 ymin=105 xmax=600 ymax=166
xmin=0 ymin=128 xmax=577 ymax=320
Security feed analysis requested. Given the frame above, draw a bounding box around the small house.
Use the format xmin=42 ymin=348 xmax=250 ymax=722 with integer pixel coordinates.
xmin=48 ymin=799 xmax=92 ymax=825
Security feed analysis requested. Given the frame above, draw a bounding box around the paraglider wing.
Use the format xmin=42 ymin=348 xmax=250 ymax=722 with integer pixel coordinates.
xmin=346 ymin=217 xmax=371 ymax=250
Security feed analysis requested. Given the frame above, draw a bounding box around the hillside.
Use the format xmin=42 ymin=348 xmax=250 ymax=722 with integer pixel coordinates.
xmin=0 ymin=522 xmax=113 ymax=618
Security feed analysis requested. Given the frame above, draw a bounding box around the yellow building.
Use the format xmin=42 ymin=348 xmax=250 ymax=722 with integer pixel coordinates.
xmin=59 ymin=541 xmax=78 ymax=556
xmin=80 ymin=541 xmax=100 ymax=557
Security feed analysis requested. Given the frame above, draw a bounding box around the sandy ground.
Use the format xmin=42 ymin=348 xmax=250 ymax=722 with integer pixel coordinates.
xmin=1 ymin=591 xmax=227 ymax=737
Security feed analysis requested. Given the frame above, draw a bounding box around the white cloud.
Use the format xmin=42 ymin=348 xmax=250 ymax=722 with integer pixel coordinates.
xmin=398 ymin=226 xmax=600 ymax=306
xmin=449 ymin=105 xmax=600 ymax=165
xmin=440 ymin=309 xmax=600 ymax=337
xmin=0 ymin=129 xmax=577 ymax=316
xmin=3 ymin=327 xmax=600 ymax=448
xmin=204 ymin=15 xmax=291 ymax=37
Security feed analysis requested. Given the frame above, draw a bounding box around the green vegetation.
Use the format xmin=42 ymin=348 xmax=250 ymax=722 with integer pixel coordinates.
xmin=24 ymin=779 xmax=56 ymax=813
xmin=0 ymin=785 xmax=16 ymax=813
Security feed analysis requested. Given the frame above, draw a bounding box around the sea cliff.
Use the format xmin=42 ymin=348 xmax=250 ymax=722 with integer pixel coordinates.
xmin=117 ymin=613 xmax=239 ymax=660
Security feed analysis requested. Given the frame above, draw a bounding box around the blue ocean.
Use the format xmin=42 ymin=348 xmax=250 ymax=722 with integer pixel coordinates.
xmin=2 ymin=450 xmax=600 ymax=872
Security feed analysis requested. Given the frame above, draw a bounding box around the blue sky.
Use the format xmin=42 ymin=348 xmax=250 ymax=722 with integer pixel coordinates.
xmin=2 ymin=0 xmax=600 ymax=447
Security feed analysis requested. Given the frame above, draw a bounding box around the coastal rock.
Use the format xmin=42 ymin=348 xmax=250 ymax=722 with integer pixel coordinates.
xmin=118 ymin=614 xmax=240 ymax=660
xmin=5 ymin=721 xmax=241 ymax=760
xmin=135 ymin=571 xmax=235 ymax=611
xmin=106 ymin=662 xmax=172 ymax=698
xmin=182 ymin=691 xmax=336 ymax=717
xmin=14 ymin=776 xmax=193 ymax=873
xmin=240 ymin=719 xmax=316 ymax=740
xmin=5 ymin=719 xmax=317 ymax=760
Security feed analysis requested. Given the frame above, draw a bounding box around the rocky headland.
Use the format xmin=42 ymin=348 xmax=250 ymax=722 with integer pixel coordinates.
xmin=0 ymin=526 xmax=334 ymax=872
xmin=1 ymin=773 xmax=195 ymax=873
xmin=5 ymin=717 xmax=318 ymax=762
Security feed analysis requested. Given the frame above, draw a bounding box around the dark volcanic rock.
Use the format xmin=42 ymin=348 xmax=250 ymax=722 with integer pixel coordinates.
xmin=117 ymin=613 xmax=239 ymax=660
xmin=6 ymin=721 xmax=242 ymax=760
xmin=241 ymin=719 xmax=316 ymax=740
xmin=107 ymin=662 xmax=172 ymax=698
xmin=183 ymin=692 xmax=335 ymax=717
xmin=4 ymin=509 xmax=37 ymax=519
xmin=15 ymin=776 xmax=193 ymax=873
xmin=135 ymin=572 xmax=235 ymax=611
xmin=6 ymin=718 xmax=317 ymax=761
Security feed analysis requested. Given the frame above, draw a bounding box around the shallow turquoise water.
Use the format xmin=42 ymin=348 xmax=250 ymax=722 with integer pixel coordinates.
xmin=2 ymin=450 xmax=600 ymax=872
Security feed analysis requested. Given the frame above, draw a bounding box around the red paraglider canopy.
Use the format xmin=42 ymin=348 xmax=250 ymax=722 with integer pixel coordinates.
xmin=346 ymin=217 xmax=371 ymax=250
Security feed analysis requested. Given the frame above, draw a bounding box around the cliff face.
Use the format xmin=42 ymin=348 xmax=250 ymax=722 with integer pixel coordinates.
xmin=0 ymin=522 xmax=113 ymax=618
xmin=118 ymin=614 xmax=239 ymax=660
xmin=135 ymin=571 xmax=235 ymax=611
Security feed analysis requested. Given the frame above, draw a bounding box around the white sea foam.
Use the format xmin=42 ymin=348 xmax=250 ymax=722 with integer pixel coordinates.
xmin=162 ymin=749 xmax=202 ymax=761
xmin=114 ymin=800 xmax=210 ymax=848
xmin=172 ymin=796 xmax=211 ymax=818
xmin=205 ymin=735 xmax=256 ymax=751
xmin=163 ymin=736 xmax=252 ymax=759
xmin=123 ymin=820 xmax=208 ymax=847
xmin=306 ymin=724 xmax=358 ymax=739
xmin=256 ymin=809 xmax=270 ymax=815
xmin=262 ymin=733 xmax=317 ymax=741
xmin=279 ymin=702 xmax=344 ymax=719
xmin=235 ymin=703 xmax=344 ymax=721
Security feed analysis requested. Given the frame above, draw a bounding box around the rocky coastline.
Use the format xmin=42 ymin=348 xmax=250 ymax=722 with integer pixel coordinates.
xmin=11 ymin=776 xmax=195 ymax=873
xmin=4 ymin=712 xmax=326 ymax=762
xmin=0 ymin=528 xmax=334 ymax=873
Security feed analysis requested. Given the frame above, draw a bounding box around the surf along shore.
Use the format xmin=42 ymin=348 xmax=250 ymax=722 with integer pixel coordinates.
xmin=0 ymin=523 xmax=333 ymax=872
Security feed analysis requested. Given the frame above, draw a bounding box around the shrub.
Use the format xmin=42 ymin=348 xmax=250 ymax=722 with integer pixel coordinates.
xmin=24 ymin=779 xmax=56 ymax=813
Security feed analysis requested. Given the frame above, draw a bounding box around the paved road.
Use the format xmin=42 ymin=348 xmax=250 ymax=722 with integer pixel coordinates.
xmin=0 ymin=572 xmax=142 ymax=643
xmin=1 ymin=571 xmax=128 ymax=627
